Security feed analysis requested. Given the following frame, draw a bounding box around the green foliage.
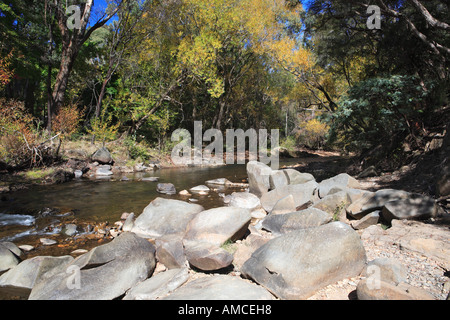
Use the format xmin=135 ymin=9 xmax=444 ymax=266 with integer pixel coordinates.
xmin=87 ymin=110 xmax=120 ymax=146
xmin=280 ymin=136 xmax=297 ymax=152
xmin=124 ymin=136 xmax=151 ymax=161
xmin=327 ymin=75 xmax=431 ymax=152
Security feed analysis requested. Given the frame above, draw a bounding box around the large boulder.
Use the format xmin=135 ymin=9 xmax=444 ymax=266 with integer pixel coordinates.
xmin=260 ymin=180 xmax=318 ymax=212
xmin=312 ymin=191 xmax=349 ymax=222
xmin=347 ymin=189 xmax=411 ymax=219
xmin=261 ymin=208 xmax=332 ymax=235
xmin=283 ymin=169 xmax=315 ymax=185
xmin=184 ymin=241 xmax=234 ymax=271
xmin=247 ymin=161 xmax=273 ymax=197
xmin=347 ymin=189 xmax=438 ymax=222
xmin=184 ymin=206 xmax=252 ymax=247
xmin=269 ymin=170 xmax=289 ymax=190
xmin=318 ymin=173 xmax=360 ymax=198
xmin=124 ymin=268 xmax=189 ymax=300
xmin=0 ymin=255 xmax=73 ymax=299
xmin=381 ymin=194 xmax=437 ymax=222
xmin=29 ymin=232 xmax=156 ymax=300
xmin=131 ymin=198 xmax=204 ymax=239
xmin=241 ymin=222 xmax=367 ymax=300
xmin=91 ymin=147 xmax=113 ymax=165
xmin=270 ymin=195 xmax=296 ymax=215
xmin=0 ymin=242 xmax=21 ymax=275
xmin=163 ymin=275 xmax=275 ymax=300
xmin=155 ymin=235 xmax=187 ymax=269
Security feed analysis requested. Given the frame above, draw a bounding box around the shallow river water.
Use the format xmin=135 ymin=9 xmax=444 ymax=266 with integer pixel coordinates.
xmin=0 ymin=159 xmax=302 ymax=243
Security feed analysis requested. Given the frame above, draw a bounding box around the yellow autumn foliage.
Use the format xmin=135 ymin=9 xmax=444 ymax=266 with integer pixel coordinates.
xmin=297 ymin=118 xmax=329 ymax=148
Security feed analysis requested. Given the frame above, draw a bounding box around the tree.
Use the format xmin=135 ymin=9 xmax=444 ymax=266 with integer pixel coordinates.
xmin=93 ymin=0 xmax=144 ymax=119
xmin=46 ymin=0 xmax=123 ymax=131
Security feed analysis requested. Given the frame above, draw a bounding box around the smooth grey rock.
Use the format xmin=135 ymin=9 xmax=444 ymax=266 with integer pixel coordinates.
xmin=29 ymin=232 xmax=156 ymax=300
xmin=184 ymin=206 xmax=251 ymax=247
xmin=155 ymin=235 xmax=187 ymax=269
xmin=0 ymin=255 xmax=73 ymax=299
xmin=260 ymin=180 xmax=318 ymax=212
xmin=283 ymin=169 xmax=315 ymax=185
xmin=91 ymin=147 xmax=113 ymax=165
xmin=318 ymin=173 xmax=360 ymax=198
xmin=62 ymin=224 xmax=78 ymax=236
xmin=262 ymin=208 xmax=332 ymax=235
xmin=189 ymin=185 xmax=210 ymax=195
xmin=156 ymin=183 xmax=177 ymax=195
xmin=241 ymin=222 xmax=367 ymax=299
xmin=228 ymin=192 xmax=261 ymax=210
xmin=74 ymin=170 xmax=83 ymax=178
xmin=351 ymin=211 xmax=380 ymax=230
xmin=122 ymin=212 xmax=135 ymax=232
xmin=381 ymin=194 xmax=437 ymax=222
xmin=39 ymin=238 xmax=57 ymax=246
xmin=347 ymin=189 xmax=411 ymax=219
xmin=18 ymin=245 xmax=34 ymax=252
xmin=95 ymin=168 xmax=113 ymax=176
xmin=247 ymin=161 xmax=273 ymax=197
xmin=269 ymin=170 xmax=289 ymax=190
xmin=312 ymin=191 xmax=349 ymax=222
xmin=124 ymin=268 xmax=189 ymax=300
xmin=205 ymin=178 xmax=232 ymax=185
xmin=163 ymin=275 xmax=275 ymax=300
xmin=184 ymin=241 xmax=233 ymax=271
xmin=0 ymin=242 xmax=21 ymax=274
xmin=131 ymin=198 xmax=204 ymax=239
xmin=270 ymin=195 xmax=296 ymax=215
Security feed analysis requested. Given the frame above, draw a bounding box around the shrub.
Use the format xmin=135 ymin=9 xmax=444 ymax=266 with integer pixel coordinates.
xmin=297 ymin=118 xmax=329 ymax=149
xmin=87 ymin=109 xmax=120 ymax=146
xmin=124 ymin=136 xmax=151 ymax=161
xmin=0 ymin=99 xmax=39 ymax=168
xmin=327 ymin=75 xmax=431 ymax=154
xmin=0 ymin=50 xmax=14 ymax=90
xmin=52 ymin=104 xmax=82 ymax=138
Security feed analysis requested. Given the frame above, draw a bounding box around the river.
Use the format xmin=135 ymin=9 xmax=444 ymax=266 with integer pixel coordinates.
xmin=0 ymin=159 xmax=306 ymax=245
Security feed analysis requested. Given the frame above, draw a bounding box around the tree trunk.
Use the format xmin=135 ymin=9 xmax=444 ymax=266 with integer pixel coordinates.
xmin=46 ymin=63 xmax=53 ymax=132
xmin=215 ymin=99 xmax=226 ymax=131
xmin=51 ymin=46 xmax=77 ymax=118
xmin=95 ymin=65 xmax=114 ymax=118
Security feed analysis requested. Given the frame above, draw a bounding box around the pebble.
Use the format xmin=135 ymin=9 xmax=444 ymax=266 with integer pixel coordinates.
xmin=40 ymin=238 xmax=57 ymax=246
xmin=18 ymin=244 xmax=34 ymax=252
xmin=71 ymin=249 xmax=88 ymax=255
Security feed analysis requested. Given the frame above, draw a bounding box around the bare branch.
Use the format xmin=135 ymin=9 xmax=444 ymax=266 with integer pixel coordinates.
xmin=409 ymin=0 xmax=450 ymax=30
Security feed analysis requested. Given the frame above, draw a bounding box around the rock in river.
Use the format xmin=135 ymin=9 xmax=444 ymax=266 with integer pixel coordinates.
xmin=156 ymin=183 xmax=177 ymax=195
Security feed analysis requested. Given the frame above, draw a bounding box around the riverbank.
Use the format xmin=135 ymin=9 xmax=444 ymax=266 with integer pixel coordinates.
xmin=1 ymin=159 xmax=449 ymax=300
